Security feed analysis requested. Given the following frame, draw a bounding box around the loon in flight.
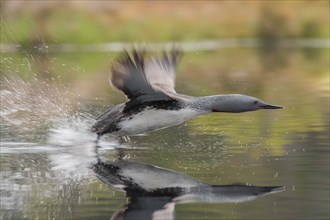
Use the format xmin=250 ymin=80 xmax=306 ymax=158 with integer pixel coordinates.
xmin=92 ymin=49 xmax=282 ymax=137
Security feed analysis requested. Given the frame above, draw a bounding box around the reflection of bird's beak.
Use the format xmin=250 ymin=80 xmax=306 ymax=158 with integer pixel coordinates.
xmin=263 ymin=104 xmax=283 ymax=109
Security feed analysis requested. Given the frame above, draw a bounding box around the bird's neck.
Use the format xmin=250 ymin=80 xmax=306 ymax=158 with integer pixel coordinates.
xmin=187 ymin=95 xmax=229 ymax=112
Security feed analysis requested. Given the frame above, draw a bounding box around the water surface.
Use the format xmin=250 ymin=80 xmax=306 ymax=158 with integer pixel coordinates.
xmin=1 ymin=48 xmax=329 ymax=219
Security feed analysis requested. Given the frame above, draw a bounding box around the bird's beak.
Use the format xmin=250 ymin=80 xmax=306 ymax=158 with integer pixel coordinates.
xmin=263 ymin=104 xmax=283 ymax=109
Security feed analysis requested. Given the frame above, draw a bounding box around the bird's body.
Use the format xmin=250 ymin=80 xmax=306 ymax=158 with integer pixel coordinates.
xmin=94 ymin=99 xmax=205 ymax=136
xmin=92 ymin=49 xmax=282 ymax=137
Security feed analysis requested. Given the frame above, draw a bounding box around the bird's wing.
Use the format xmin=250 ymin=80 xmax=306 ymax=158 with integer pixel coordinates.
xmin=110 ymin=49 xmax=181 ymax=102
xmin=144 ymin=49 xmax=181 ymax=96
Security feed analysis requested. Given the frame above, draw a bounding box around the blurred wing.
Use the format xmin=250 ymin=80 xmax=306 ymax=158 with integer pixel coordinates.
xmin=144 ymin=49 xmax=181 ymax=96
xmin=110 ymin=50 xmax=167 ymax=102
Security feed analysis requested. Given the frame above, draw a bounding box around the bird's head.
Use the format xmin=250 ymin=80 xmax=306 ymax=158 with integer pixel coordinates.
xmin=210 ymin=94 xmax=283 ymax=113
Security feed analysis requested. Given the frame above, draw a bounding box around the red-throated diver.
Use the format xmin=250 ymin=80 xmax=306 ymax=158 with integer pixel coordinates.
xmin=92 ymin=49 xmax=282 ymax=137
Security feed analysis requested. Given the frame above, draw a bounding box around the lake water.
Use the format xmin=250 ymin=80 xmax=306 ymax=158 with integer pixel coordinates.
xmin=1 ymin=47 xmax=329 ymax=220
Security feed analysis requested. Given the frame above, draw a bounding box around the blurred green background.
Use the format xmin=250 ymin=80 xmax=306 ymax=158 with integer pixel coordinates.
xmin=1 ymin=0 xmax=329 ymax=92
xmin=1 ymin=1 xmax=329 ymax=43
xmin=1 ymin=0 xmax=329 ymax=170
xmin=1 ymin=1 xmax=329 ymax=142
xmin=0 ymin=1 xmax=329 ymax=220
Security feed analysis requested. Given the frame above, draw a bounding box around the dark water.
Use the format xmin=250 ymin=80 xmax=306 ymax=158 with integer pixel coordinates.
xmin=1 ymin=48 xmax=329 ymax=220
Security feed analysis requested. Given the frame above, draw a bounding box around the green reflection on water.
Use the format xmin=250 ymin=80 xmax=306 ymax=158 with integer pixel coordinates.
xmin=1 ymin=48 xmax=329 ymax=220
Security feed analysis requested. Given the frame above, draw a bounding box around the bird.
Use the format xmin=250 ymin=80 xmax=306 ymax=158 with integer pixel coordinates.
xmin=92 ymin=49 xmax=283 ymax=138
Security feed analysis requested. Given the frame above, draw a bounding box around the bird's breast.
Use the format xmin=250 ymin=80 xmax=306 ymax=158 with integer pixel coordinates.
xmin=116 ymin=107 xmax=203 ymax=136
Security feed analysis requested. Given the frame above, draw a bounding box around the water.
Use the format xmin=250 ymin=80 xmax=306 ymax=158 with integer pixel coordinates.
xmin=0 ymin=48 xmax=329 ymax=220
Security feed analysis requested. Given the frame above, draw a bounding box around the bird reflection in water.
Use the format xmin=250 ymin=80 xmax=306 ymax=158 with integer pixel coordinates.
xmin=93 ymin=159 xmax=284 ymax=220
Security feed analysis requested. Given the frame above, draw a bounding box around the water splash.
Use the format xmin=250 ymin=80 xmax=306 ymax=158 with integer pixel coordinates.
xmin=0 ymin=74 xmax=122 ymax=219
xmin=1 ymin=76 xmax=71 ymax=122
xmin=0 ymin=75 xmax=73 ymax=142
xmin=0 ymin=75 xmax=115 ymax=178
xmin=47 ymin=113 xmax=99 ymax=179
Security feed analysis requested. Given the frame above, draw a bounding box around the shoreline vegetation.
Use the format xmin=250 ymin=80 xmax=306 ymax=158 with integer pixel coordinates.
xmin=1 ymin=1 xmax=329 ymax=47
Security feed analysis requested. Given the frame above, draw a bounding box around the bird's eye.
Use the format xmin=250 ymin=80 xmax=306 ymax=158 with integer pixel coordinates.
xmin=253 ymin=101 xmax=258 ymax=104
